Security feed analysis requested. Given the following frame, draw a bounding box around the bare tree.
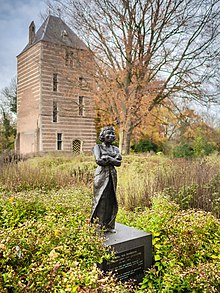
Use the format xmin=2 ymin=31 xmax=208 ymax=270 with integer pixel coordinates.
xmin=1 ymin=77 xmax=17 ymax=115
xmin=48 ymin=0 xmax=220 ymax=154
xmin=0 ymin=78 xmax=17 ymax=152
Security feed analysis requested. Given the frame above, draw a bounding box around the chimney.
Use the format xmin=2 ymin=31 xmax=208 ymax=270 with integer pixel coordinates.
xmin=29 ymin=21 xmax=35 ymax=45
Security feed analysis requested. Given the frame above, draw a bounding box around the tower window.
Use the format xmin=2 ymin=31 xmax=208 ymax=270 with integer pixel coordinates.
xmin=53 ymin=73 xmax=58 ymax=92
xmin=57 ymin=133 xmax=62 ymax=150
xmin=79 ymin=96 xmax=84 ymax=116
xmin=53 ymin=101 xmax=58 ymax=122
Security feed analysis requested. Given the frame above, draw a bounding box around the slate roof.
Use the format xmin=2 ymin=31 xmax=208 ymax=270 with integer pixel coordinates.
xmin=20 ymin=15 xmax=88 ymax=54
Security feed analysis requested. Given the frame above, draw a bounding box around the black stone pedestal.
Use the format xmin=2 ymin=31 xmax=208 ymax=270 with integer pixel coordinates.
xmin=101 ymin=222 xmax=152 ymax=282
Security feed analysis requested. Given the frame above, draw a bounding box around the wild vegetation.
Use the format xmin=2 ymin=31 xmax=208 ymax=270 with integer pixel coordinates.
xmin=0 ymin=1 xmax=219 ymax=289
xmin=0 ymin=154 xmax=219 ymax=292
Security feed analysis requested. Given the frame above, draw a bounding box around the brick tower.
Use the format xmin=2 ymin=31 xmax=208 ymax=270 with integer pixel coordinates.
xmin=16 ymin=15 xmax=96 ymax=155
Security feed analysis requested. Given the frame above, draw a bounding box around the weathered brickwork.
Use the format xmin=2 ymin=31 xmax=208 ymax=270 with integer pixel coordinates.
xmin=16 ymin=43 xmax=41 ymax=154
xmin=16 ymin=16 xmax=96 ymax=155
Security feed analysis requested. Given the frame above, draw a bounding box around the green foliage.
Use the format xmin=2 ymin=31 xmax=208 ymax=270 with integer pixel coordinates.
xmin=131 ymin=139 xmax=159 ymax=153
xmin=0 ymin=77 xmax=17 ymax=152
xmin=172 ymin=143 xmax=194 ymax=158
xmin=0 ymin=189 xmax=132 ymax=292
xmin=162 ymin=165 xmax=220 ymax=218
xmin=117 ymin=196 xmax=220 ymax=293
xmin=0 ymin=197 xmax=47 ymax=229
xmin=172 ymin=133 xmax=216 ymax=159
xmin=193 ymin=133 xmax=216 ymax=157
xmin=164 ymin=184 xmax=197 ymax=210
xmin=0 ymin=155 xmax=220 ymax=291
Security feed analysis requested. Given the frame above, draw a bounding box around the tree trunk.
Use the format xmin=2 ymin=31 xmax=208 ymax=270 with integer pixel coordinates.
xmin=119 ymin=128 xmax=132 ymax=155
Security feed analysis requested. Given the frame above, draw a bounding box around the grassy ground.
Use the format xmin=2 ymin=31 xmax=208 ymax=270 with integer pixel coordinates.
xmin=0 ymin=153 xmax=219 ymax=292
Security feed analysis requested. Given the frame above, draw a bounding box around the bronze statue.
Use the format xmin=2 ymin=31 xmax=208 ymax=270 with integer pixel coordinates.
xmin=90 ymin=126 xmax=122 ymax=233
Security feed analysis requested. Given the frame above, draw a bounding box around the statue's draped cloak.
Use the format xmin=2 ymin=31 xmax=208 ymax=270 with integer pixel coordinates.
xmin=90 ymin=144 xmax=119 ymax=229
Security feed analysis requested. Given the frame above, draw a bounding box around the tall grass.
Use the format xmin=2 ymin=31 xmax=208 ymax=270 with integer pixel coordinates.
xmin=0 ymin=153 xmax=220 ymax=217
xmin=0 ymin=155 xmax=95 ymax=192
xmin=117 ymin=155 xmax=220 ymax=217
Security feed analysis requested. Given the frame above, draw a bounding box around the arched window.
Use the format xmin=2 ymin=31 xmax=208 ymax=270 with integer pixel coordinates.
xmin=72 ymin=139 xmax=81 ymax=155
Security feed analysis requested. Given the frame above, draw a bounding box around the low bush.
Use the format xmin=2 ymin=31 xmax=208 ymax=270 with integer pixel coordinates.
xmin=1 ymin=153 xmax=220 ymax=292
xmin=172 ymin=143 xmax=194 ymax=158
xmin=172 ymin=136 xmax=216 ymax=158
xmin=117 ymin=195 xmax=220 ymax=292
xmin=0 ymin=189 xmax=133 ymax=292
xmin=131 ymin=139 xmax=159 ymax=153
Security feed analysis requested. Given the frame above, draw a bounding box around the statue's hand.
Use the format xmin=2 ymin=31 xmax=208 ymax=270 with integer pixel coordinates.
xmin=102 ymin=155 xmax=110 ymax=162
xmin=115 ymin=153 xmax=122 ymax=161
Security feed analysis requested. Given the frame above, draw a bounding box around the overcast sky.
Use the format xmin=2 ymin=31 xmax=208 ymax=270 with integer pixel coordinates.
xmin=0 ymin=0 xmax=47 ymax=91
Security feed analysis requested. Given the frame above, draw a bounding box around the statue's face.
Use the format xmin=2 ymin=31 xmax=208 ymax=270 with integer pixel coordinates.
xmin=104 ymin=129 xmax=116 ymax=144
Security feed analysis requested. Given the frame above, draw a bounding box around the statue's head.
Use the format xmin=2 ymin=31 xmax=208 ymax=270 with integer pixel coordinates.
xmin=99 ymin=126 xmax=116 ymax=142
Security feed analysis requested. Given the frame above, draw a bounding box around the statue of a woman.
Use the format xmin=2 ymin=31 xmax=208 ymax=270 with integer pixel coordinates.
xmin=90 ymin=126 xmax=122 ymax=233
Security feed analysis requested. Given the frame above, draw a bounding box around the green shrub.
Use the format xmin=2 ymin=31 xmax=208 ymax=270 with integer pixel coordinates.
xmin=117 ymin=195 xmax=220 ymax=292
xmin=0 ymin=197 xmax=47 ymax=228
xmin=193 ymin=133 xmax=216 ymax=157
xmin=131 ymin=139 xmax=159 ymax=153
xmin=162 ymin=168 xmax=220 ymax=218
xmin=172 ymin=137 xmax=216 ymax=159
xmin=0 ymin=189 xmax=134 ymax=292
xmin=173 ymin=143 xmax=194 ymax=158
xmin=1 ymin=154 xmax=220 ymax=292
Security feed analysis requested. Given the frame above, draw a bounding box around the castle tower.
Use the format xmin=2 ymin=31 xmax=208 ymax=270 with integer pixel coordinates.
xmin=16 ymin=15 xmax=96 ymax=155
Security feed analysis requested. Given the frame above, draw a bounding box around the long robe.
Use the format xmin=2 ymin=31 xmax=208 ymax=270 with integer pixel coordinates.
xmin=90 ymin=144 xmax=121 ymax=230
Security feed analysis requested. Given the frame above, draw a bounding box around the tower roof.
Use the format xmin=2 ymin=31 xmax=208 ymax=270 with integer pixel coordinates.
xmin=20 ymin=15 xmax=88 ymax=54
